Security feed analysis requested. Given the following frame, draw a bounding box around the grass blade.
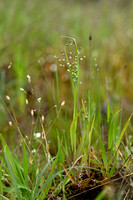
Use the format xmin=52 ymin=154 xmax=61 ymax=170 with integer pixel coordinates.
xmin=0 ymin=159 xmax=3 ymax=196
xmin=4 ymin=146 xmax=22 ymax=200
xmin=108 ymin=109 xmax=121 ymax=150
xmin=96 ymin=131 xmax=108 ymax=176
xmin=22 ymin=140 xmax=28 ymax=187
xmin=32 ymin=157 xmax=55 ymax=200
xmin=107 ymin=100 xmax=111 ymax=123
xmin=116 ymin=113 xmax=133 ymax=150
xmin=88 ymin=115 xmax=95 ymax=165
xmin=0 ymin=194 xmax=9 ymax=200
xmin=108 ymin=163 xmax=117 ymax=178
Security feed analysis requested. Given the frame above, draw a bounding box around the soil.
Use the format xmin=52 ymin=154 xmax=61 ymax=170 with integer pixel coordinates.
xmin=47 ymin=168 xmax=133 ymax=200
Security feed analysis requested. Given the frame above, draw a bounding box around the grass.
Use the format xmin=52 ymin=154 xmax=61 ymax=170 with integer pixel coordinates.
xmin=0 ymin=36 xmax=133 ymax=199
xmin=0 ymin=0 xmax=133 ymax=199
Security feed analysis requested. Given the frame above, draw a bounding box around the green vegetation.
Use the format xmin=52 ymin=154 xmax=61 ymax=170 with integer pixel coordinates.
xmin=0 ymin=0 xmax=133 ymax=199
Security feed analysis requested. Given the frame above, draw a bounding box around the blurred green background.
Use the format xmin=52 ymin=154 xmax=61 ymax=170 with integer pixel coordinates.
xmin=0 ymin=0 xmax=133 ymax=148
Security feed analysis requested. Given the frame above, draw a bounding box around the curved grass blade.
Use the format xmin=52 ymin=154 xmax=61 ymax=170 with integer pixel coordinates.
xmin=0 ymin=159 xmax=3 ymax=196
xmin=95 ymin=130 xmax=108 ymax=176
xmin=108 ymin=163 xmax=117 ymax=178
xmin=108 ymin=109 xmax=121 ymax=150
xmin=116 ymin=113 xmax=133 ymax=150
xmin=35 ymin=166 xmax=102 ymax=199
xmin=4 ymin=146 xmax=22 ymax=200
xmin=32 ymin=157 xmax=55 ymax=200
xmin=0 ymin=194 xmax=9 ymax=200
xmin=22 ymin=140 xmax=28 ymax=187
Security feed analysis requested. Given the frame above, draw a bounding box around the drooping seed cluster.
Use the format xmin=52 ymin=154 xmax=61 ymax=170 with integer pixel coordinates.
xmin=55 ymin=40 xmax=86 ymax=83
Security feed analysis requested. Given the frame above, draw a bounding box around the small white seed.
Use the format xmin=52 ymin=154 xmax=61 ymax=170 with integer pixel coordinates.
xmin=37 ymin=97 xmax=41 ymax=103
xmin=27 ymin=75 xmax=31 ymax=83
xmin=61 ymin=101 xmax=65 ymax=107
xmin=31 ymin=110 xmax=34 ymax=116
xmin=26 ymin=99 xmax=28 ymax=105
xmin=20 ymin=88 xmax=24 ymax=92
xmin=9 ymin=121 xmax=12 ymax=126
xmin=42 ymin=115 xmax=44 ymax=122
xmin=6 ymin=96 xmax=10 ymax=101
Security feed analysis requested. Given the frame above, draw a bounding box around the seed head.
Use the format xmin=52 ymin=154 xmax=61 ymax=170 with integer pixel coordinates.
xmin=41 ymin=115 xmax=44 ymax=122
xmin=9 ymin=121 xmax=12 ymax=126
xmin=37 ymin=97 xmax=41 ymax=103
xmin=33 ymin=132 xmax=41 ymax=138
xmin=31 ymin=109 xmax=34 ymax=116
xmin=89 ymin=33 xmax=92 ymax=41
xmin=27 ymin=75 xmax=31 ymax=83
xmin=20 ymin=88 xmax=24 ymax=92
xmin=61 ymin=101 xmax=65 ymax=107
xmin=26 ymin=99 xmax=28 ymax=105
xmin=6 ymin=95 xmax=10 ymax=101
xmin=31 ymin=149 xmax=36 ymax=153
xmin=8 ymin=62 xmax=12 ymax=69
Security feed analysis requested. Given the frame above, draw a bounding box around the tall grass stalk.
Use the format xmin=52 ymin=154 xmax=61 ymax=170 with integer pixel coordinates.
xmin=62 ymin=36 xmax=79 ymax=156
